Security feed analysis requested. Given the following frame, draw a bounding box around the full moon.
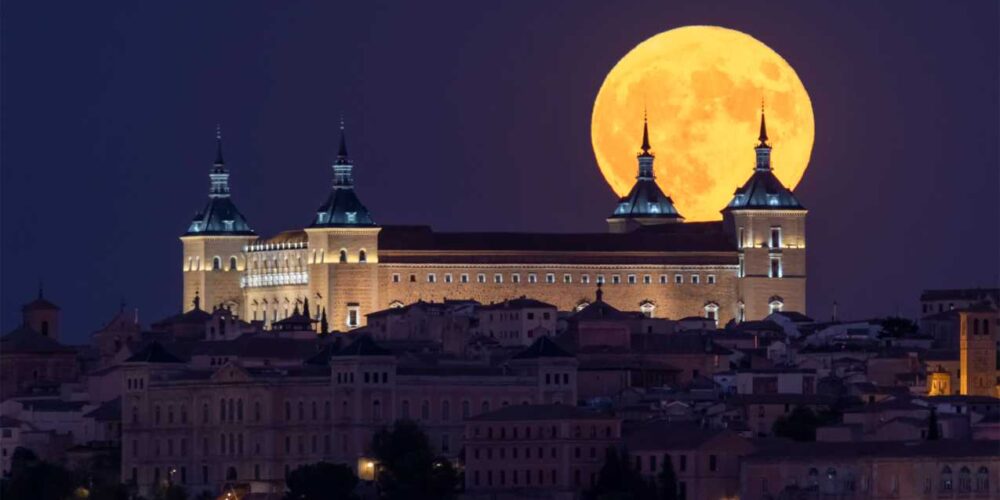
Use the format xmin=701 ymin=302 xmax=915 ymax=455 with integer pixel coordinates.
xmin=591 ymin=26 xmax=814 ymax=221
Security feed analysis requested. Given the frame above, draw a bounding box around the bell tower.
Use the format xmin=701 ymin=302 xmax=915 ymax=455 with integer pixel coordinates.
xmin=723 ymin=105 xmax=807 ymax=320
xmin=305 ymin=120 xmax=380 ymax=331
xmin=180 ymin=127 xmax=256 ymax=313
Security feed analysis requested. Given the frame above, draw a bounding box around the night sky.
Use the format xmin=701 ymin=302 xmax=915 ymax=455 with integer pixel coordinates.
xmin=2 ymin=1 xmax=997 ymax=344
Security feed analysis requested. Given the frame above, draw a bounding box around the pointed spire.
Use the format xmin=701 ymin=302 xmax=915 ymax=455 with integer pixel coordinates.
xmin=215 ymin=124 xmax=225 ymax=165
xmin=639 ymin=108 xmax=653 ymax=157
xmin=336 ymin=116 xmax=350 ymax=164
xmin=757 ymin=100 xmax=769 ymax=147
xmin=303 ymin=298 xmax=311 ymax=319
xmin=320 ymin=308 xmax=329 ymax=335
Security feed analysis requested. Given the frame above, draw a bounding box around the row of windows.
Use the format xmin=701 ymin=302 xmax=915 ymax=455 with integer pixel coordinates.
xmin=472 ymin=468 xmax=559 ymax=488
xmin=473 ymin=424 xmax=612 ymax=441
xmin=393 ymin=272 xmax=719 ymax=285
xmin=737 ymin=226 xmax=784 ymax=250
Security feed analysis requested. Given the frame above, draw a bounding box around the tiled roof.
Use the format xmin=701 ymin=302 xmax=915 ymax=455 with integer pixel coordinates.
xmin=467 ymin=404 xmax=615 ymax=422
xmin=608 ymin=179 xmax=683 ymax=220
xmin=571 ymin=300 xmax=630 ymax=321
xmin=511 ymin=336 xmax=573 ymax=360
xmin=311 ymin=188 xmax=376 ymax=227
xmin=378 ymin=222 xmax=736 ymax=255
xmin=19 ymin=399 xmax=89 ymax=412
xmin=151 ymin=308 xmax=212 ymax=329
xmin=748 ymin=439 xmax=1000 ymax=460
xmin=23 ymin=296 xmax=59 ymax=311
xmin=125 ymin=341 xmax=184 ymax=363
xmin=0 ymin=325 xmax=74 ymax=353
xmin=332 ymin=336 xmax=392 ymax=357
xmin=185 ymin=196 xmax=255 ymax=236
xmin=723 ymin=169 xmax=804 ymax=211
xmin=83 ymin=397 xmax=121 ymax=421
xmin=624 ymin=422 xmax=740 ymax=451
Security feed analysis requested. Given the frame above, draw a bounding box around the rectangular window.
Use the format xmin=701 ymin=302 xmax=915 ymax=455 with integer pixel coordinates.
xmin=709 ymin=454 xmax=717 ymax=472
xmin=460 ymin=273 xmax=469 ymax=283
xmin=770 ymin=226 xmax=782 ymax=249
xmin=444 ymin=273 xmax=453 ymax=283
xmin=691 ymin=275 xmax=700 ymax=284
xmin=738 ymin=227 xmax=745 ymax=249
xmin=611 ymin=275 xmax=621 ymax=284
xmin=660 ymin=274 xmax=668 ymax=284
xmin=627 ymin=275 xmax=636 ymax=284
xmin=512 ymin=274 xmax=520 ymax=283
xmin=494 ymin=274 xmax=503 ymax=284
xmin=391 ymin=273 xmax=400 ymax=283
xmin=477 ymin=273 xmax=486 ymax=283
xmin=527 ymin=273 xmax=536 ymax=283
xmin=707 ymin=274 xmax=716 ymax=284
xmin=427 ymin=273 xmax=436 ymax=283
xmin=409 ymin=274 xmax=416 ymax=282
xmin=347 ymin=306 xmax=360 ymax=328
xmin=769 ymin=257 xmax=782 ymax=278
xmin=674 ymin=274 xmax=683 ymax=284
xmin=596 ymin=275 xmax=606 ymax=284
xmin=738 ymin=256 xmax=745 ymax=278
xmin=546 ymin=273 xmax=555 ymax=283
xmin=643 ymin=275 xmax=651 ymax=284
xmin=581 ymin=275 xmax=590 ymax=284
xmin=563 ymin=274 xmax=572 ymax=283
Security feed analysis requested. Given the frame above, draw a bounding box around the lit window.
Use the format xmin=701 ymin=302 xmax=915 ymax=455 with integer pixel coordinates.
xmin=640 ymin=302 xmax=655 ymax=318
xmin=611 ymin=275 xmax=621 ymax=284
xmin=427 ymin=273 xmax=436 ymax=283
xmin=527 ymin=274 xmax=536 ymax=283
xmin=704 ymin=303 xmax=719 ymax=325
xmin=596 ymin=275 xmax=605 ymax=284
xmin=581 ymin=275 xmax=590 ymax=284
xmin=769 ymin=300 xmax=783 ymax=314
xmin=738 ymin=227 xmax=745 ymax=249
xmin=358 ymin=250 xmax=367 ymax=263
xmin=739 ymin=256 xmax=745 ymax=278
xmin=478 ymin=274 xmax=486 ymax=283
xmin=643 ymin=275 xmax=651 ymax=284
xmin=770 ymin=227 xmax=782 ymax=249
xmin=659 ymin=275 xmax=668 ymax=284
xmin=511 ymin=274 xmax=520 ymax=283
xmin=346 ymin=305 xmax=360 ymax=328
xmin=769 ymin=257 xmax=782 ymax=278
xmin=707 ymin=275 xmax=716 ymax=284
xmin=213 ymin=256 xmax=222 ymax=271
xmin=627 ymin=275 xmax=636 ymax=284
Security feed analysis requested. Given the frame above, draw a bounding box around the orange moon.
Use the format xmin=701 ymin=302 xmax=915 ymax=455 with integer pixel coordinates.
xmin=591 ymin=26 xmax=814 ymax=221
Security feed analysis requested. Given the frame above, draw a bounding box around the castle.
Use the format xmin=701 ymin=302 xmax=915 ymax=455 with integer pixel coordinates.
xmin=181 ymin=110 xmax=806 ymax=330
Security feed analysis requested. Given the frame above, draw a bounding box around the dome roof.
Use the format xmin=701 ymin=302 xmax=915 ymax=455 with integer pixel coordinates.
xmin=608 ymin=179 xmax=683 ymax=220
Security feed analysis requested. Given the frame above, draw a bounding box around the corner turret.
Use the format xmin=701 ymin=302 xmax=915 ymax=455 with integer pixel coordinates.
xmin=607 ymin=113 xmax=683 ymax=233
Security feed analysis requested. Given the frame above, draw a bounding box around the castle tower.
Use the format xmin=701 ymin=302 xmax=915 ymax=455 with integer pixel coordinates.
xmin=607 ymin=113 xmax=683 ymax=233
xmin=180 ymin=127 xmax=256 ymax=313
xmin=22 ymin=287 xmax=60 ymax=340
xmin=958 ymin=306 xmax=999 ymax=396
xmin=305 ymin=120 xmax=380 ymax=330
xmin=723 ymin=106 xmax=807 ymax=321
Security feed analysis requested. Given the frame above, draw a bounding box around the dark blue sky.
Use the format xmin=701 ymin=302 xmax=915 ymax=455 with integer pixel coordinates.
xmin=2 ymin=1 xmax=997 ymax=343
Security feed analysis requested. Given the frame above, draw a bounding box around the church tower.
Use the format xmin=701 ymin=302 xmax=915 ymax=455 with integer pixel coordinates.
xmin=180 ymin=127 xmax=256 ymax=313
xmin=723 ymin=106 xmax=807 ymax=320
xmin=607 ymin=113 xmax=683 ymax=233
xmin=305 ymin=121 xmax=380 ymax=331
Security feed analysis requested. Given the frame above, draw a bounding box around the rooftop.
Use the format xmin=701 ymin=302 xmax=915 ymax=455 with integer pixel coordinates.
xmin=468 ymin=404 xmax=616 ymax=422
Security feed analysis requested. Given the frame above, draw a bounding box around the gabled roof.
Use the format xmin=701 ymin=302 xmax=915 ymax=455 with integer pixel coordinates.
xmin=125 ymin=341 xmax=183 ymax=364
xmin=23 ymin=296 xmax=59 ymax=311
xmin=624 ymin=422 xmax=745 ymax=451
xmin=608 ymin=179 xmax=683 ymax=220
xmin=332 ymin=336 xmax=392 ymax=357
xmin=185 ymin=196 xmax=255 ymax=236
xmin=151 ymin=308 xmax=212 ymax=329
xmin=572 ymin=297 xmax=630 ymax=321
xmin=0 ymin=325 xmax=74 ymax=353
xmin=511 ymin=336 xmax=573 ymax=360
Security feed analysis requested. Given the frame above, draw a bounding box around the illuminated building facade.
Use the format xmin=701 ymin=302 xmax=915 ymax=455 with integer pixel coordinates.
xmin=181 ymin=110 xmax=806 ymax=330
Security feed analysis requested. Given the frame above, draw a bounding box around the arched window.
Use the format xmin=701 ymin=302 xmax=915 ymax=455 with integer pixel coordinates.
xmin=940 ymin=466 xmax=953 ymax=492
xmin=339 ymin=249 xmax=348 ymax=263
xmin=213 ymin=256 xmax=222 ymax=271
xmin=229 ymin=256 xmax=238 ymax=271
xmin=959 ymin=467 xmax=971 ymax=492
xmin=359 ymin=250 xmax=367 ymax=263
xmin=769 ymin=299 xmax=784 ymax=314
xmin=976 ymin=467 xmax=989 ymax=491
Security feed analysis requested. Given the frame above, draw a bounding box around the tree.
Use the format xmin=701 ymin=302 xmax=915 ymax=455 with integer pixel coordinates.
xmin=878 ymin=316 xmax=917 ymax=338
xmin=772 ymin=406 xmax=839 ymax=441
xmin=285 ymin=462 xmax=359 ymax=500
xmin=371 ymin=420 xmax=459 ymax=500
xmin=154 ymin=484 xmax=188 ymax=500
xmin=1 ymin=457 xmax=79 ymax=500
xmin=587 ymin=447 xmax=654 ymax=500
xmin=927 ymin=407 xmax=941 ymax=440
xmin=657 ymin=454 xmax=678 ymax=500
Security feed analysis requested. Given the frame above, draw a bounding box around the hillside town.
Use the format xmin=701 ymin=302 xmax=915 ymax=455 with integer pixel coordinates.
xmin=1 ymin=286 xmax=997 ymax=499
